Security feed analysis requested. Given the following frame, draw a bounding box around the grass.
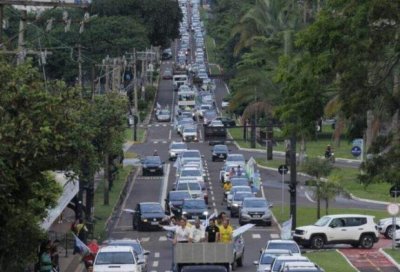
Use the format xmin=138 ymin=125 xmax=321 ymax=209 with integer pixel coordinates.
xmin=255 ymin=158 xmax=285 ymax=169
xmin=383 ymin=249 xmax=400 ymax=264
xmin=208 ymin=63 xmax=221 ymax=76
xmin=93 ymin=166 xmax=134 ymax=241
xmin=305 ymin=250 xmax=357 ymax=272
xmin=205 ymin=36 xmax=217 ymax=64
xmin=273 ymin=205 xmax=389 ymax=226
xmin=124 ymin=128 xmax=146 ymax=143
xmin=228 ymin=128 xmax=264 ymax=149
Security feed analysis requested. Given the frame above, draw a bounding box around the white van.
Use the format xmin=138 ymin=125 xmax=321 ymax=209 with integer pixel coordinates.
xmin=173 ymin=74 xmax=189 ymax=91
xmin=93 ymin=245 xmax=144 ymax=272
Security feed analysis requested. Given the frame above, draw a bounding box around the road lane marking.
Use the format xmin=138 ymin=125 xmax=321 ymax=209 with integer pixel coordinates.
xmin=211 ymin=196 xmax=215 ymax=201
xmin=252 ymin=234 xmax=261 ymax=239
xmin=270 ymin=233 xmax=280 ymax=239
xmin=152 ymin=261 xmax=159 ymax=267
xmin=168 ymin=129 xmax=172 ymax=140
xmin=141 ymin=237 xmax=150 ymax=242
xmin=261 ymin=183 xmax=265 ymax=199
xmin=154 ymin=252 xmax=160 ymax=258
xmin=160 ymin=164 xmax=171 ymax=210
xmin=304 ymin=190 xmax=316 ymax=203
xmin=159 ymin=236 xmax=167 ymax=241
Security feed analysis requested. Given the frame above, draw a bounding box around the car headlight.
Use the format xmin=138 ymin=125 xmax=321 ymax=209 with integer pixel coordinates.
xmin=212 ymin=152 xmax=216 ymax=155
xmin=143 ymin=165 xmax=148 ymax=168
xmin=233 ymin=203 xmax=239 ymax=207
xmin=182 ymin=211 xmax=187 ymax=215
xmin=170 ymin=152 xmax=176 ymax=156
xmin=203 ymin=211 xmax=209 ymax=216
xmin=158 ymin=165 xmax=163 ymax=168
xmin=141 ymin=218 xmax=148 ymax=222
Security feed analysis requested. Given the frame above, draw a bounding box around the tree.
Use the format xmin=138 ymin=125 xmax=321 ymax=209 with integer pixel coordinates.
xmin=319 ymin=176 xmax=343 ymax=215
xmin=302 ymin=158 xmax=333 ymax=218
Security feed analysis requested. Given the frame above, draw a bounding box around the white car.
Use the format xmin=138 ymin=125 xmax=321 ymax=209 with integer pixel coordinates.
xmin=264 ymin=240 xmax=301 ymax=256
xmin=377 ymin=217 xmax=400 ymax=239
xmin=254 ymin=249 xmax=292 ymax=272
xmin=293 ymin=214 xmax=380 ymax=249
xmin=175 ymin=180 xmax=208 ymax=204
xmin=279 ymin=261 xmax=324 ymax=272
xmin=93 ymin=245 xmax=144 ymax=272
xmin=168 ymin=141 xmax=188 ymax=161
xmin=270 ymin=256 xmax=311 ymax=272
xmin=177 ymin=167 xmax=205 ymax=189
xmin=182 ymin=125 xmax=198 ymax=142
xmin=225 ymin=153 xmax=246 ymax=167
xmin=208 ymin=120 xmax=224 ymax=127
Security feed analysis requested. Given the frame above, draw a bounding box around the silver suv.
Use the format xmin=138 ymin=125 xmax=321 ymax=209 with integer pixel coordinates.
xmin=293 ymin=214 xmax=379 ymax=249
xmin=239 ymin=197 xmax=273 ymax=226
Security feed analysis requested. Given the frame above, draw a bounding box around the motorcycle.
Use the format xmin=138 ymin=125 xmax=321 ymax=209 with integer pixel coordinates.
xmin=325 ymin=152 xmax=335 ymax=163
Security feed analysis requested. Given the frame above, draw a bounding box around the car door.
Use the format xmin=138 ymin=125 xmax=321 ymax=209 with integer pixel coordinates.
xmin=327 ymin=217 xmax=349 ymax=242
xmin=344 ymin=217 xmax=367 ymax=241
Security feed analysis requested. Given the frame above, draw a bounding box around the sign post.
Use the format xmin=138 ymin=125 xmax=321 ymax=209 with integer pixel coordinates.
xmin=387 ymin=203 xmax=399 ymax=249
xmin=278 ymin=164 xmax=289 ymax=215
xmin=352 ymin=138 xmax=364 ymax=160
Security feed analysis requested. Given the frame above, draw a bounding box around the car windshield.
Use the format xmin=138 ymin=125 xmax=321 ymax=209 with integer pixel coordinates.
xmin=177 ymin=182 xmax=201 ymax=191
xmin=272 ymin=259 xmax=304 ymax=272
xmin=145 ymin=157 xmax=161 ymax=163
xmin=159 ymin=110 xmax=170 ymax=115
xmin=181 ymin=169 xmax=202 ymax=177
xmin=182 ymin=151 xmax=201 ymax=158
xmin=214 ymin=145 xmax=228 ymax=152
xmin=184 ymin=128 xmax=197 ymax=133
xmin=231 ymin=179 xmax=249 ymax=187
xmin=260 ymin=254 xmax=276 ymax=265
xmin=109 ymin=243 xmax=143 ymax=255
xmin=314 ymin=216 xmax=331 ymax=226
xmin=267 ymin=243 xmax=300 ymax=254
xmin=234 ymin=192 xmax=253 ymax=201
xmin=95 ymin=252 xmax=135 ymax=265
xmin=141 ymin=204 xmax=163 ymax=213
xmin=244 ymin=199 xmax=267 ymax=208
xmin=170 ymin=191 xmax=191 ymax=201
xmin=232 ymin=187 xmax=251 ymax=194
xmin=183 ymin=200 xmax=206 ymax=209
xmin=227 ymin=154 xmax=245 ymax=162
xmin=171 ymin=143 xmax=187 ymax=150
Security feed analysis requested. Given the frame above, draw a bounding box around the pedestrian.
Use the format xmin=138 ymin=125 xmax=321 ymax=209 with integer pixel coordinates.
xmin=219 ymin=218 xmax=233 ymax=243
xmin=173 ymin=218 xmax=192 ymax=244
xmin=38 ymin=240 xmax=53 ymax=272
xmin=215 ymin=212 xmax=226 ymax=230
xmin=229 ymin=167 xmax=235 ymax=178
xmin=236 ymin=165 xmax=242 ymax=176
xmin=50 ymin=240 xmax=60 ymax=272
xmin=249 ymin=181 xmax=256 ymax=194
xmin=205 ymin=218 xmax=220 ymax=242
xmin=72 ymin=218 xmax=88 ymax=254
xmin=189 ymin=219 xmax=205 ymax=243
xmin=153 ymin=149 xmax=158 ymax=156
xmin=83 ymin=239 xmax=99 ymax=270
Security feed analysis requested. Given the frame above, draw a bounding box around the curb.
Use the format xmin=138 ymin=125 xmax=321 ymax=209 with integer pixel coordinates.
xmin=379 ymin=248 xmax=400 ymax=270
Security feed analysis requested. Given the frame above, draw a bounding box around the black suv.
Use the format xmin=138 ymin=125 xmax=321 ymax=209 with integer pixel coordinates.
xmin=211 ymin=144 xmax=229 ymax=161
xmin=133 ymin=202 xmax=167 ymax=231
xmin=181 ymin=199 xmax=208 ymax=220
xmin=142 ymin=156 xmax=164 ymax=176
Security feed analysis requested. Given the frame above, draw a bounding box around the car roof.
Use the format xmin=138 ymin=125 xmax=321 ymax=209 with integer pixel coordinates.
xmin=324 ymin=214 xmax=374 ymax=218
xmin=243 ymin=197 xmax=266 ymax=201
xmin=275 ymin=256 xmax=309 ymax=261
xmin=268 ymin=240 xmax=299 ymax=244
xmin=140 ymin=202 xmax=162 ymax=205
xmin=262 ymin=249 xmax=292 ymax=254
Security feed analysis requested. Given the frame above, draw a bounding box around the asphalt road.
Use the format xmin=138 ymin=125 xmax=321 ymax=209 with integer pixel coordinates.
xmin=105 ymin=57 xmax=392 ymax=272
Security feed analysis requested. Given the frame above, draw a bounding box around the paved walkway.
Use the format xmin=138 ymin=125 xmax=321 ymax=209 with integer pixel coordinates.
xmin=340 ymin=239 xmax=400 ymax=272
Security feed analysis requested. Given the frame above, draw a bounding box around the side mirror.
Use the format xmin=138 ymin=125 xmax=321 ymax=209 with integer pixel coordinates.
xmin=143 ymin=250 xmax=150 ymax=256
xmin=253 ymin=261 xmax=259 ymax=265
xmin=269 ymin=203 xmax=273 ymax=208
xmin=137 ymin=260 xmax=145 ymax=265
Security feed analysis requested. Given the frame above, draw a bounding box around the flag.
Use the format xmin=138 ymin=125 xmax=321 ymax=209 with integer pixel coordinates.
xmin=233 ymin=223 xmax=255 ymax=238
xmin=281 ymin=217 xmax=293 ymax=240
xmin=156 ymin=102 xmax=161 ymax=109
xmin=72 ymin=233 xmax=91 ymax=255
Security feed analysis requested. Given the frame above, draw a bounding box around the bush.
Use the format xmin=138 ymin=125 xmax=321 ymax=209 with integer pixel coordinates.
xmin=145 ymin=85 xmax=157 ymax=101
xmin=305 ymin=179 xmax=317 ymax=186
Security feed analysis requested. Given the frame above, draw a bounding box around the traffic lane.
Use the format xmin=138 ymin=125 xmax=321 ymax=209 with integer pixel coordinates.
xmin=145 ymin=123 xmax=172 ymax=146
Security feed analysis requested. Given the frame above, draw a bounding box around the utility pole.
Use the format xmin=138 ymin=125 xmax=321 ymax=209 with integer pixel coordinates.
xmin=289 ymin=135 xmax=297 ymax=230
xmin=78 ymin=44 xmax=82 ymax=87
xmin=105 ymin=58 xmax=110 ymax=93
xmin=16 ymin=9 xmax=27 ymax=65
xmin=104 ymin=153 xmax=109 ymax=205
xmin=0 ymin=5 xmax=4 ymax=46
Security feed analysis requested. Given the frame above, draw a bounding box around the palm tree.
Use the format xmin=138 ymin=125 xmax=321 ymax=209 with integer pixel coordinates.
xmin=319 ymin=176 xmax=343 ymax=215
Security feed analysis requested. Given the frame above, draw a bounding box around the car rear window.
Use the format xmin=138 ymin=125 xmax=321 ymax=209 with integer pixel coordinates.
xmin=95 ymin=252 xmax=135 ymax=265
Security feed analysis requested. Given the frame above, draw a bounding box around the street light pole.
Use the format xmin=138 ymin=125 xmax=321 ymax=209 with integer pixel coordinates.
xmin=289 ymin=135 xmax=297 ymax=230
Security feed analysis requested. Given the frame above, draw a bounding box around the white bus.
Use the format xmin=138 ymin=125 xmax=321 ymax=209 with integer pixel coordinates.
xmin=173 ymin=74 xmax=189 ymax=91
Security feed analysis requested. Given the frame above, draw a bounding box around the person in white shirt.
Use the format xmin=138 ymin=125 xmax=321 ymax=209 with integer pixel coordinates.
xmin=189 ymin=219 xmax=205 ymax=243
xmin=173 ymin=218 xmax=191 ymax=244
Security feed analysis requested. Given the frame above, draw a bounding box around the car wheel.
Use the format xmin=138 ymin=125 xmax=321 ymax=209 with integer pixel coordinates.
xmin=360 ymin=234 xmax=375 ymax=249
xmin=236 ymin=252 xmax=244 ymax=267
xmin=310 ymin=235 xmax=325 ymax=249
xmin=385 ymin=225 xmax=396 ymax=239
xmin=231 ymin=254 xmax=237 ymax=271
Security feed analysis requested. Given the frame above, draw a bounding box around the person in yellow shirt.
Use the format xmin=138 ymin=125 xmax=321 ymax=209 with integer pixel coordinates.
xmin=219 ymin=218 xmax=233 ymax=243
xmin=222 ymin=181 xmax=232 ymax=204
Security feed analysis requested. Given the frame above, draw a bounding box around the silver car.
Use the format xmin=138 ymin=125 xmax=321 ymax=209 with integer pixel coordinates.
xmin=169 ymin=141 xmax=187 ymax=161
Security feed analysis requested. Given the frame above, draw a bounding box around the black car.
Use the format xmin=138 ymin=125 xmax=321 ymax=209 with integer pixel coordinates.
xmin=211 ymin=144 xmax=229 ymax=161
xmin=142 ymin=156 xmax=164 ymax=176
xmin=165 ymin=190 xmax=192 ymax=216
xmin=133 ymin=202 xmax=168 ymax=231
xmin=216 ymin=117 xmax=236 ymax=127
xmin=181 ymin=199 xmax=208 ymax=220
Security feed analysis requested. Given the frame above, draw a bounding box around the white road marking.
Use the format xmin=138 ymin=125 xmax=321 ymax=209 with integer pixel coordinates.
xmin=214 ymin=208 xmax=218 ymax=214
xmin=115 ymin=169 xmax=140 ymax=227
xmin=160 ymin=164 xmax=171 ymax=210
xmin=261 ymin=183 xmax=265 ymax=199
xmin=212 ymin=203 xmax=216 ymax=207
xmin=209 ymin=185 xmax=213 ymax=190
xmin=270 ymin=233 xmax=280 ymax=239
xmin=154 ymin=252 xmax=160 ymax=258
xmin=159 ymin=236 xmax=167 ymax=241
xmin=210 ymin=191 xmax=214 ymax=195
xmin=252 ymin=234 xmax=261 ymax=239
xmin=141 ymin=237 xmax=150 ymax=242
xmin=152 ymin=261 xmax=159 ymax=267
xmin=211 ymin=196 xmax=215 ymax=201
xmin=304 ymin=190 xmax=316 ymax=203
xmin=168 ymin=129 xmax=172 ymax=140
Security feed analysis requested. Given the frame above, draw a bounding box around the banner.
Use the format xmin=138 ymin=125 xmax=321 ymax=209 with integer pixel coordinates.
xmin=280 ymin=217 xmax=293 ymax=240
xmin=72 ymin=233 xmax=90 ymax=255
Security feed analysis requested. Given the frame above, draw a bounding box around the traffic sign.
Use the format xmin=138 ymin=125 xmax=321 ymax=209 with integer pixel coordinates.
xmin=278 ymin=164 xmax=289 ymax=175
xmin=390 ymin=186 xmax=400 ymax=198
xmin=351 ymin=146 xmax=362 ymax=157
xmin=387 ymin=203 xmax=399 ymax=216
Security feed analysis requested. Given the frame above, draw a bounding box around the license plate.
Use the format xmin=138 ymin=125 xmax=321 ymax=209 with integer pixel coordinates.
xmin=252 ymin=215 xmax=261 ymax=218
xmin=193 ymin=216 xmax=199 ymax=219
xmin=219 ymin=154 xmax=224 ymax=158
xmin=151 ymin=221 xmax=159 ymax=225
xmin=150 ymin=169 xmax=156 ymax=172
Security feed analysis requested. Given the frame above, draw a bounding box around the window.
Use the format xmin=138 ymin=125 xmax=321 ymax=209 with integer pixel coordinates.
xmin=345 ymin=217 xmax=367 ymax=227
xmin=95 ymin=252 xmax=135 ymax=265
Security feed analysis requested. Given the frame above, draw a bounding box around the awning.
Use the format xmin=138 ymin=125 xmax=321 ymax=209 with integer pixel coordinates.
xmin=40 ymin=172 xmax=79 ymax=231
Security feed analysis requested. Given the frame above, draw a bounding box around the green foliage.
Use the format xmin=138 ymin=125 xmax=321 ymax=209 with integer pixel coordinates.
xmin=302 ymin=157 xmax=333 ymax=179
